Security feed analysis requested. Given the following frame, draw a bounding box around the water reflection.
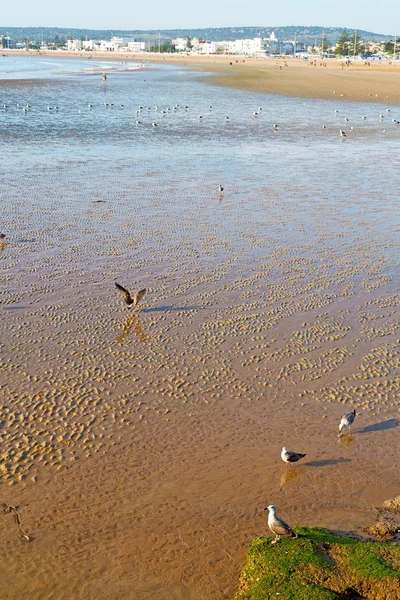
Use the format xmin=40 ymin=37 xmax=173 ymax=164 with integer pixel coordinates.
xmin=116 ymin=313 xmax=148 ymax=343
xmin=338 ymin=435 xmax=355 ymax=447
xmin=280 ymin=467 xmax=304 ymax=489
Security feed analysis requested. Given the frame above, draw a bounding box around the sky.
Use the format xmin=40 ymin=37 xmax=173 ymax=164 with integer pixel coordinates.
xmin=1 ymin=0 xmax=398 ymax=35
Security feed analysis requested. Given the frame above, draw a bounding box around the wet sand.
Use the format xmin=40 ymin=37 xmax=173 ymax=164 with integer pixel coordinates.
xmin=4 ymin=49 xmax=400 ymax=104
xmin=1 ymin=62 xmax=400 ymax=599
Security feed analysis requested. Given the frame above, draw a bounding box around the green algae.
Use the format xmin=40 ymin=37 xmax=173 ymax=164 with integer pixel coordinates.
xmin=234 ymin=527 xmax=400 ymax=600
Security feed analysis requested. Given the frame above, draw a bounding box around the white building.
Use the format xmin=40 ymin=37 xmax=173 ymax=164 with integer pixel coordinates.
xmin=172 ymin=37 xmax=188 ymax=51
xmin=67 ymin=39 xmax=98 ymax=52
xmin=127 ymin=41 xmax=146 ymax=52
xmin=232 ymin=38 xmax=266 ymax=55
xmin=67 ymin=39 xmax=82 ymax=51
xmin=82 ymin=40 xmax=97 ymax=51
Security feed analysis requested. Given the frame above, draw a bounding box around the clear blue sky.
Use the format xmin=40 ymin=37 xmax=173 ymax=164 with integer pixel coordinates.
xmin=1 ymin=0 xmax=398 ymax=35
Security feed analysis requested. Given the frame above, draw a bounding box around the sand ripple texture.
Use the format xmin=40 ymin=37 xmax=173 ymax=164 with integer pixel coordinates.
xmin=0 ymin=59 xmax=400 ymax=599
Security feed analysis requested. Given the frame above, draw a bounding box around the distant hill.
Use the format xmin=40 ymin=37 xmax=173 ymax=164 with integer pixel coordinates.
xmin=0 ymin=25 xmax=392 ymax=44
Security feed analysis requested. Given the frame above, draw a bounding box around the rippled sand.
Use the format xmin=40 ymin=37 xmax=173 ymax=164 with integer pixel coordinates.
xmin=1 ymin=60 xmax=400 ymax=599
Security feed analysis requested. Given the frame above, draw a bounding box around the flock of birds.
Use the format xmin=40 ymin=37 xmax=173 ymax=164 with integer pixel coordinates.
xmin=334 ymin=107 xmax=400 ymax=138
xmin=0 ymin=88 xmax=392 ymax=550
xmin=2 ymin=99 xmax=400 ymax=140
xmin=266 ymin=409 xmax=357 ymax=543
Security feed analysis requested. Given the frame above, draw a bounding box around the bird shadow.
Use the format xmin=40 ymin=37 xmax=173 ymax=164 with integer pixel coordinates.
xmin=305 ymin=458 xmax=352 ymax=467
xmin=142 ymin=305 xmax=204 ymax=313
xmin=357 ymin=419 xmax=400 ymax=434
xmin=3 ymin=306 xmax=27 ymax=310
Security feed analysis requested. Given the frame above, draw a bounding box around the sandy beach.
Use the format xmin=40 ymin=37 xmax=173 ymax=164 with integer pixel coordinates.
xmin=1 ymin=55 xmax=400 ymax=599
xmin=4 ymin=49 xmax=400 ymax=103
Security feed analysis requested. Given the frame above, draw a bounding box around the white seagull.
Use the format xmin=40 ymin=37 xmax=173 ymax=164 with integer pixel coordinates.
xmin=265 ymin=505 xmax=298 ymax=544
xmin=338 ymin=409 xmax=356 ymax=436
xmin=281 ymin=447 xmax=306 ymax=464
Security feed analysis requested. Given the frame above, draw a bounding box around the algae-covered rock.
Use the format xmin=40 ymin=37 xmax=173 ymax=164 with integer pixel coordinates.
xmin=383 ymin=496 xmax=400 ymax=511
xmin=234 ymin=527 xmax=400 ymax=599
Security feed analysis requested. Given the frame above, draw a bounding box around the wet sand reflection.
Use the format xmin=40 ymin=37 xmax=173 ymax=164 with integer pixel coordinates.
xmin=116 ymin=313 xmax=148 ymax=343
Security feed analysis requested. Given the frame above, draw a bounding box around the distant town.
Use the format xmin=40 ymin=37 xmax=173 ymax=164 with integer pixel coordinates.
xmin=1 ymin=29 xmax=398 ymax=59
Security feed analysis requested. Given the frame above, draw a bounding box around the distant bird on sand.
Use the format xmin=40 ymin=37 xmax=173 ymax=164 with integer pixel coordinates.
xmin=0 ymin=233 xmax=5 ymax=240
xmin=264 ymin=505 xmax=298 ymax=544
xmin=340 ymin=130 xmax=346 ymax=138
xmin=281 ymin=447 xmax=306 ymax=464
xmin=115 ymin=283 xmax=146 ymax=308
xmin=218 ymin=185 xmax=224 ymax=192
xmin=338 ymin=409 xmax=356 ymax=436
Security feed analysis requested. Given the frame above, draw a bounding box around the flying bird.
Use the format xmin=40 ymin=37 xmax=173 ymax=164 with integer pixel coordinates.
xmin=115 ymin=283 xmax=146 ymax=308
xmin=264 ymin=505 xmax=298 ymax=544
xmin=281 ymin=447 xmax=306 ymax=464
xmin=338 ymin=409 xmax=356 ymax=436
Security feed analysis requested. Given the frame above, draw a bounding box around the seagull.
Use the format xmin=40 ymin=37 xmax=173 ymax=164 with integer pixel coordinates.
xmin=281 ymin=447 xmax=306 ymax=464
xmin=218 ymin=185 xmax=224 ymax=192
xmin=322 ymin=124 xmax=326 ymax=129
xmin=115 ymin=283 xmax=146 ymax=308
xmin=136 ymin=120 xmax=141 ymax=125
xmin=224 ymin=116 xmax=229 ymax=120
xmin=338 ymin=409 xmax=356 ymax=436
xmin=273 ymin=124 xmax=278 ymax=131
xmin=264 ymin=505 xmax=298 ymax=544
xmin=0 ymin=233 xmax=5 ymax=240
xmin=340 ymin=130 xmax=346 ymax=138
xmin=362 ymin=116 xmax=366 ymax=120
xmin=335 ymin=110 xmax=339 ymax=114
xmin=151 ymin=122 xmax=157 ymax=127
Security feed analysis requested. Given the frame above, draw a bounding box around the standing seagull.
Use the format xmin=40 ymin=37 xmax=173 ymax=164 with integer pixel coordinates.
xmin=115 ymin=283 xmax=146 ymax=308
xmin=218 ymin=185 xmax=224 ymax=193
xmin=264 ymin=505 xmax=298 ymax=544
xmin=338 ymin=409 xmax=356 ymax=436
xmin=281 ymin=447 xmax=306 ymax=465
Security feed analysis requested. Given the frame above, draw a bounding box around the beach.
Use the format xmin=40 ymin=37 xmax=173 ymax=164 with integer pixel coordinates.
xmin=5 ymin=48 xmax=400 ymax=103
xmin=1 ymin=55 xmax=400 ymax=599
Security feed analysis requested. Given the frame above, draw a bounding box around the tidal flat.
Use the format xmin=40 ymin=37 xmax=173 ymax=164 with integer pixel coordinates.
xmin=0 ymin=55 xmax=400 ymax=599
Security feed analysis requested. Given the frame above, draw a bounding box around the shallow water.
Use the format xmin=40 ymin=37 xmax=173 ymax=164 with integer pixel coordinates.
xmin=1 ymin=57 xmax=400 ymax=599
